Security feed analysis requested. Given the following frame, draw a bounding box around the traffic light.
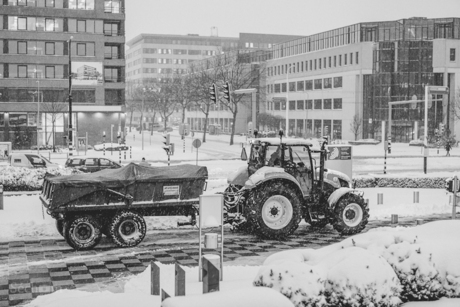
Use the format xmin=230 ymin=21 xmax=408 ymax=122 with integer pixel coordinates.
xmin=388 ymin=137 xmax=392 ymax=154
xmin=222 ymin=82 xmax=231 ymax=103
xmin=445 ymin=177 xmax=460 ymax=193
xmin=439 ymin=123 xmax=445 ymax=134
xmin=162 ymin=133 xmax=170 ymax=154
xmin=209 ymin=83 xmax=217 ymax=103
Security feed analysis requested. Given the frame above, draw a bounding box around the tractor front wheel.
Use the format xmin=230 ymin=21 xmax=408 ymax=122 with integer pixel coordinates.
xmin=332 ymin=194 xmax=369 ymax=235
xmin=246 ymin=181 xmax=301 ymax=240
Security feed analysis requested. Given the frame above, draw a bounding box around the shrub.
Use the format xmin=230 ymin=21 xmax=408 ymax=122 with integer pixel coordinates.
xmin=353 ymin=176 xmax=447 ymax=189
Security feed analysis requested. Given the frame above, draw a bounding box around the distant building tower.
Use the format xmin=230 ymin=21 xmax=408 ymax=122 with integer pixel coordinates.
xmin=211 ymin=26 xmax=218 ymax=37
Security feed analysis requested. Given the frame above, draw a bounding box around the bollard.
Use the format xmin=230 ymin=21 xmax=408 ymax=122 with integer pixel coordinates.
xmin=377 ymin=193 xmax=384 ymax=205
xmin=413 ymin=191 xmax=419 ymax=204
xmin=151 ymin=261 xmax=160 ymax=295
xmin=0 ymin=184 xmax=3 ymax=210
xmin=416 ymin=219 xmax=424 ymax=225
xmin=202 ymin=255 xmax=220 ymax=294
xmin=175 ymin=264 xmax=186 ymax=296
xmin=103 ymin=142 xmax=105 ymax=156
xmin=161 ymin=289 xmax=170 ymax=302
xmin=391 ymin=214 xmax=398 ymax=224
xmin=130 ymin=146 xmax=132 ymax=159
xmin=119 ymin=147 xmax=121 ymax=164
xmin=124 ymin=149 xmax=126 ymax=160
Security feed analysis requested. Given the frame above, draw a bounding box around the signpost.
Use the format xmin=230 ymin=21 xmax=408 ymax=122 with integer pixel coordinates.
xmin=192 ymin=138 xmax=201 ymax=166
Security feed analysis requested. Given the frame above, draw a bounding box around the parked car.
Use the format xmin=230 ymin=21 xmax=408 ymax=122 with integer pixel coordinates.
xmin=157 ymin=126 xmax=173 ymax=133
xmin=0 ymin=153 xmax=62 ymax=169
xmin=65 ymin=157 xmax=122 ymax=173
xmin=93 ymin=143 xmax=129 ymax=151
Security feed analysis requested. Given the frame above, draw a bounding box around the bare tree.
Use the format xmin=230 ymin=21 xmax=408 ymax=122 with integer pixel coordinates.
xmin=350 ymin=114 xmax=363 ymax=141
xmin=171 ymin=73 xmax=196 ymax=124
xmin=40 ymin=100 xmax=67 ymax=152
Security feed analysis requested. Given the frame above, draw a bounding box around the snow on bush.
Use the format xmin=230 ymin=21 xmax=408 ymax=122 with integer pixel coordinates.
xmin=254 ymin=220 xmax=460 ymax=306
xmin=254 ymin=247 xmax=401 ymax=307
xmin=0 ymin=166 xmax=78 ymax=191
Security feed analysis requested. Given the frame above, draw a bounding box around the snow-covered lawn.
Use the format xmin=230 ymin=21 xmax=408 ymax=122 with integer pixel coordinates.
xmin=23 ymin=220 xmax=460 ymax=307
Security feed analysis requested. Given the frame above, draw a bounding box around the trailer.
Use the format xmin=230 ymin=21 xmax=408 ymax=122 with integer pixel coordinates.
xmin=40 ymin=163 xmax=208 ymax=250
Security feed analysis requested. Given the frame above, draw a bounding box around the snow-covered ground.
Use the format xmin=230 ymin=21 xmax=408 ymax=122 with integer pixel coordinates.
xmin=23 ymin=220 xmax=460 ymax=307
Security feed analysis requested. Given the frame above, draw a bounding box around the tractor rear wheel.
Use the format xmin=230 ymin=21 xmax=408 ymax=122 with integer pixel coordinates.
xmin=246 ymin=181 xmax=301 ymax=240
xmin=63 ymin=215 xmax=102 ymax=250
xmin=332 ymin=193 xmax=369 ymax=235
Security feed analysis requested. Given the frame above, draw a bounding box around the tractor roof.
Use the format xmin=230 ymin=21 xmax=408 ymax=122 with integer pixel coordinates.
xmin=251 ymin=138 xmax=318 ymax=147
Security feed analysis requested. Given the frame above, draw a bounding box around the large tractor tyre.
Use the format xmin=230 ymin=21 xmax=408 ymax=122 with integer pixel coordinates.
xmin=246 ymin=181 xmax=302 ymax=240
xmin=63 ymin=215 xmax=103 ymax=251
xmin=332 ymin=193 xmax=369 ymax=235
xmin=109 ymin=211 xmax=146 ymax=248
xmin=304 ymin=213 xmax=329 ymax=229
xmin=55 ymin=220 xmax=64 ymax=237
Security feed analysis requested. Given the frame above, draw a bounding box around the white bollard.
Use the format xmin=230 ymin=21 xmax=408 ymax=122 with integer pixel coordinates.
xmin=377 ymin=193 xmax=384 ymax=205
xmin=204 ymin=233 xmax=218 ymax=249
xmin=413 ymin=191 xmax=420 ymax=204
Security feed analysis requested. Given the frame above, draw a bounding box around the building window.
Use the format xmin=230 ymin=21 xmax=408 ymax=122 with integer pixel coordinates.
xmin=306 ymin=100 xmax=312 ymax=110
xmin=305 ymin=80 xmax=313 ymax=91
xmin=334 ymin=56 xmax=337 ymax=67
xmin=314 ymin=59 xmax=317 ymax=70
xmin=69 ymin=0 xmax=95 ymax=10
xmin=104 ymin=22 xmax=119 ymax=36
xmin=105 ymin=45 xmax=119 ymax=59
xmin=297 ymin=81 xmax=304 ymax=91
xmin=333 ymin=120 xmax=342 ymax=139
xmin=77 ymin=43 xmax=86 ymax=56
xmin=105 ymin=89 xmax=124 ymax=105
xmin=333 ymin=98 xmax=342 ymax=109
xmin=45 ymin=66 xmax=55 ymax=78
xmin=333 ymin=77 xmax=343 ymax=88
xmin=339 ymin=55 xmax=342 ymax=66
xmin=104 ymin=0 xmax=121 ymax=13
xmin=104 ymin=67 xmax=120 ymax=82
xmin=314 ymin=79 xmax=322 ymax=90
xmin=274 ymin=101 xmax=280 ymax=110
xmin=314 ymin=99 xmax=322 ymax=110
xmin=73 ymin=89 xmax=95 ymax=103
xmin=296 ymin=100 xmax=304 ymax=110
xmin=356 ymin=52 xmax=359 ymax=64
xmin=289 ymin=100 xmax=296 ymax=110
xmin=281 ymin=83 xmax=287 ymax=93
xmin=324 ymin=78 xmax=332 ymax=89
xmin=350 ymin=53 xmax=353 ymax=65
xmin=329 ymin=56 xmax=331 ymax=67
xmin=274 ymin=84 xmax=280 ymax=93
xmin=45 ymin=42 xmax=55 ymax=55
xmin=319 ymin=58 xmax=321 ymax=69
xmin=450 ymin=48 xmax=456 ymax=61
xmin=18 ymin=17 xmax=27 ymax=30
xmin=289 ymin=82 xmax=295 ymax=92
xmin=344 ymin=54 xmax=347 ymax=65
xmin=323 ymin=99 xmax=332 ymax=109
xmin=18 ymin=65 xmax=27 ymax=78
xmin=18 ymin=41 xmax=27 ymax=54
xmin=77 ymin=20 xmax=86 ymax=32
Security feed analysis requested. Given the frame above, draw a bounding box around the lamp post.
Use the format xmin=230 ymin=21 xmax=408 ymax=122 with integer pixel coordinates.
xmin=67 ymin=36 xmax=74 ymax=156
xmin=36 ymin=80 xmax=40 ymax=155
xmin=111 ymin=124 xmax=114 ymax=155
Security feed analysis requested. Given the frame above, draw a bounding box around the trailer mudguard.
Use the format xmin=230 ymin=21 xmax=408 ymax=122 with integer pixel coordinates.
xmin=327 ymin=188 xmax=364 ymax=209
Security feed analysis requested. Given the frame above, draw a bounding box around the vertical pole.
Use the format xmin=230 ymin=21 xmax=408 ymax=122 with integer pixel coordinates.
xmin=424 ymin=86 xmax=429 ymax=171
xmin=130 ymin=146 xmax=132 ymax=159
xmin=285 ymin=65 xmax=289 ymax=137
xmin=37 ymin=80 xmax=40 ymax=155
xmin=111 ymin=125 xmax=113 ymax=155
xmin=168 ymin=151 xmax=170 ymax=167
xmin=119 ymin=147 xmax=121 ymax=164
xmin=252 ymin=91 xmax=257 ymax=133
xmin=384 ymin=151 xmax=387 ymax=174
xmin=0 ymin=185 xmax=3 ymax=210
xmin=183 ymin=137 xmax=185 ymax=153
xmin=68 ymin=37 xmax=73 ymax=156
xmin=85 ymin=132 xmax=88 ymax=156
xmin=175 ymin=264 xmax=186 ymax=296
xmin=453 ymin=176 xmax=458 ymax=220
xmin=151 ymin=261 xmax=160 ymax=295
xmin=196 ymin=147 xmax=198 ymax=166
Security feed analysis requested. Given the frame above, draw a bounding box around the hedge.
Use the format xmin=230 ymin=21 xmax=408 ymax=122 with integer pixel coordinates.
xmin=353 ymin=176 xmax=447 ymax=189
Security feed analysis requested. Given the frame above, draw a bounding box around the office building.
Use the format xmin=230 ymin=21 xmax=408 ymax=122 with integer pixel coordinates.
xmin=0 ymin=0 xmax=126 ymax=149
xmin=266 ymin=17 xmax=460 ymax=142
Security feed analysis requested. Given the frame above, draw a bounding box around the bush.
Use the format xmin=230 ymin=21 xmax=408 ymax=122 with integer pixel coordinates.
xmin=353 ymin=176 xmax=447 ymax=189
xmin=349 ymin=139 xmax=381 ymax=145
xmin=0 ymin=166 xmax=79 ymax=191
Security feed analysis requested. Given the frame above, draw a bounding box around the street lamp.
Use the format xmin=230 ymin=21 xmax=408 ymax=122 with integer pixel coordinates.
xmin=286 ymin=64 xmax=293 ymax=137
xmin=67 ymin=36 xmax=74 ymax=156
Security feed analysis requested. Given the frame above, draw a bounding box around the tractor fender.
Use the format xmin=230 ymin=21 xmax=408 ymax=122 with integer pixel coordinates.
xmin=327 ymin=188 xmax=364 ymax=209
xmin=227 ymin=165 xmax=249 ymax=187
xmin=244 ymin=168 xmax=302 ymax=193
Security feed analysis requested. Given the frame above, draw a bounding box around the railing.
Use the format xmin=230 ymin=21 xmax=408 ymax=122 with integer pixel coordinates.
xmin=104 ymin=30 xmax=122 ymax=37
xmin=104 ymin=53 xmax=122 ymax=59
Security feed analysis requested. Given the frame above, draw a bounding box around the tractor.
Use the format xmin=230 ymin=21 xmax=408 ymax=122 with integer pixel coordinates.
xmin=223 ymin=135 xmax=368 ymax=239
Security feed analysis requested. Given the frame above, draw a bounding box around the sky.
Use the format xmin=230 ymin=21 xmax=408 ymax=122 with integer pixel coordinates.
xmin=124 ymin=0 xmax=460 ymax=43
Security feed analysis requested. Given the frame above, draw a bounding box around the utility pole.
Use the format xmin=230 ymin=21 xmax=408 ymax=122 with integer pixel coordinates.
xmin=68 ymin=36 xmax=74 ymax=156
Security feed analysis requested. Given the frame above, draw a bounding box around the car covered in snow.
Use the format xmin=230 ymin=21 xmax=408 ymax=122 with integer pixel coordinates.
xmin=0 ymin=153 xmax=62 ymax=169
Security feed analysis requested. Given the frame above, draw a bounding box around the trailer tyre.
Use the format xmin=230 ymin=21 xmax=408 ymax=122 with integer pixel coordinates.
xmin=55 ymin=220 xmax=64 ymax=237
xmin=109 ymin=211 xmax=146 ymax=248
xmin=246 ymin=181 xmax=301 ymax=240
xmin=63 ymin=215 xmax=102 ymax=251
xmin=332 ymin=193 xmax=369 ymax=235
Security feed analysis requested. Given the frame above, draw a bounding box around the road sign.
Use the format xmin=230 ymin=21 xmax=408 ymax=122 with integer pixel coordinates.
xmin=192 ymin=138 xmax=201 ymax=149
xmin=428 ymin=86 xmax=449 ymax=95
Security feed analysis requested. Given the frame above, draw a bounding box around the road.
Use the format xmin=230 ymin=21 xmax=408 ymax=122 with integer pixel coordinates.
xmin=0 ymin=214 xmax=454 ymax=307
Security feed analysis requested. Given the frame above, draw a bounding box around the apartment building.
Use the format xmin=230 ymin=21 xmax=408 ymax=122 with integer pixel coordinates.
xmin=0 ymin=0 xmax=126 ymax=148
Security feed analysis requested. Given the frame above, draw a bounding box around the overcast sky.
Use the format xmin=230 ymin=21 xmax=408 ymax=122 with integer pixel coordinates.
xmin=125 ymin=0 xmax=460 ymax=42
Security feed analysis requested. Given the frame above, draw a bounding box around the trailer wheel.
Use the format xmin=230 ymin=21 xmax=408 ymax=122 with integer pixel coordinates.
xmin=246 ymin=181 xmax=301 ymax=240
xmin=332 ymin=193 xmax=369 ymax=235
xmin=63 ymin=215 xmax=102 ymax=250
xmin=109 ymin=211 xmax=146 ymax=248
xmin=55 ymin=220 xmax=64 ymax=237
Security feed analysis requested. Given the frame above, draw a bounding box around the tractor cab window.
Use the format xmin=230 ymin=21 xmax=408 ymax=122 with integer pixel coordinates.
xmin=290 ymin=146 xmax=311 ymax=168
